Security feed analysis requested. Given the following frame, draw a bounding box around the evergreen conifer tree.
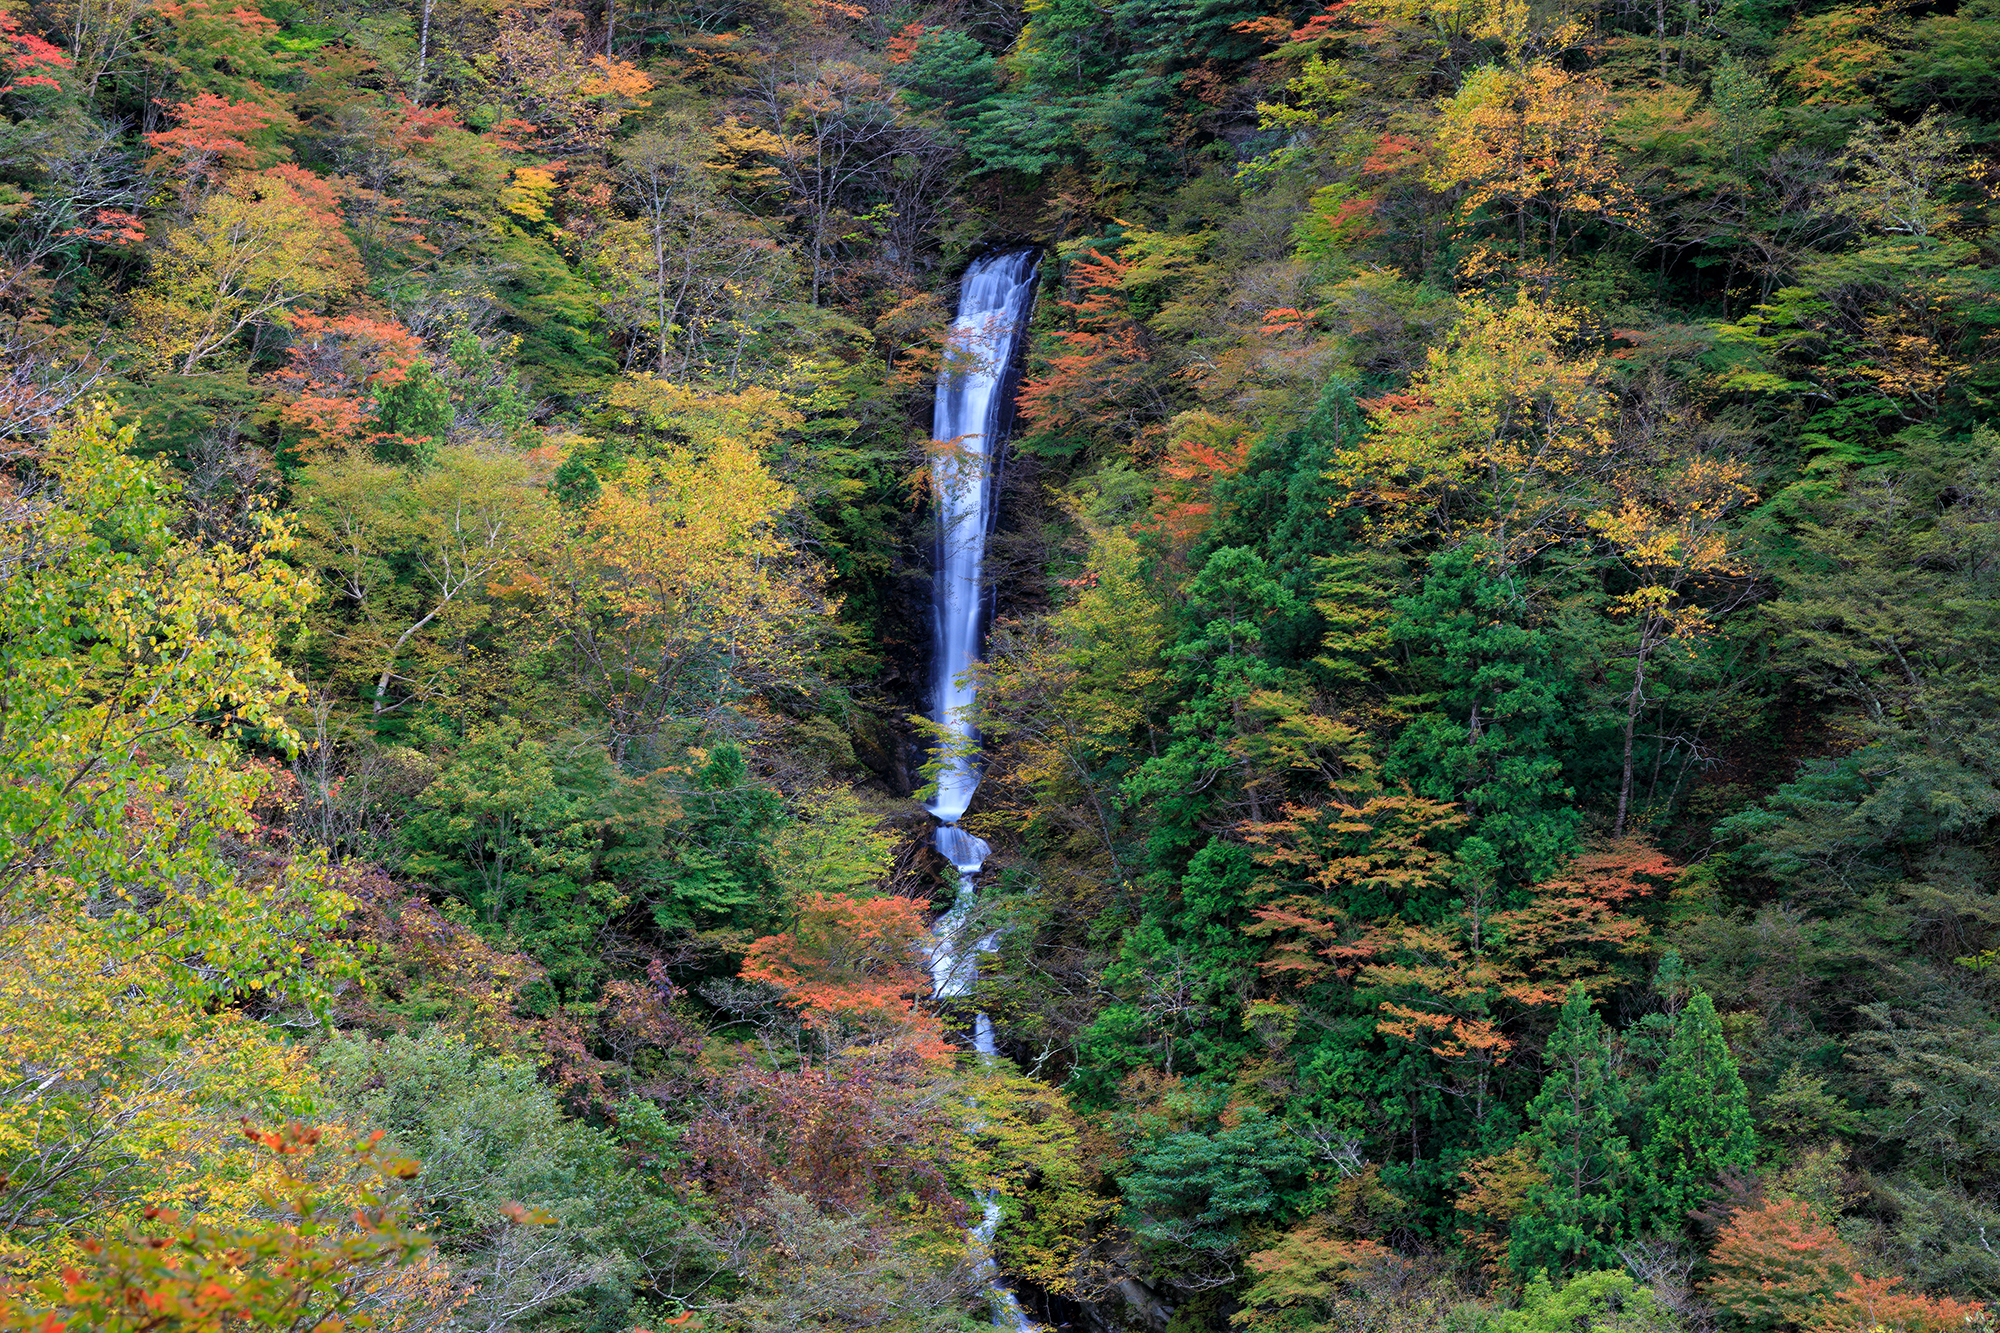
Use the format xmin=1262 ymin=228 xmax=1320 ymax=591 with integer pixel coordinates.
xmin=1510 ymin=985 xmax=1633 ymax=1276
xmin=1639 ymin=988 xmax=1758 ymax=1231
xmin=1385 ymin=543 xmax=1581 ymax=887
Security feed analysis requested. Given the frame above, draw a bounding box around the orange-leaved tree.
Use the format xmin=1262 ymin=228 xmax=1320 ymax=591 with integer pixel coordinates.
xmin=144 ymin=93 xmax=299 ymax=194
xmin=1244 ymin=791 xmax=1467 ymax=987
xmin=1140 ymin=409 xmax=1256 ymax=573
xmin=741 ymin=892 xmax=950 ymax=1060
xmin=1707 ymin=1198 xmax=1988 ymax=1333
xmin=267 ymin=312 xmax=428 ymax=454
xmin=1452 ymin=1144 xmax=1546 ymax=1280
xmin=1339 ymin=844 xmax=1657 ymax=1120
xmin=1016 ymin=246 xmax=1163 ymax=451
xmin=1706 ymin=1198 xmax=1860 ymax=1331
xmin=1235 ymin=1224 xmax=1425 ymax=1333
xmin=1811 ymin=1276 xmax=1985 ymax=1333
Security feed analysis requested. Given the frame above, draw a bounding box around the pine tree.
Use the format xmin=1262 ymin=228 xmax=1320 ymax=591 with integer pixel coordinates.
xmin=1640 ymin=988 xmax=1758 ymax=1231
xmin=1510 ymin=985 xmax=1633 ymax=1276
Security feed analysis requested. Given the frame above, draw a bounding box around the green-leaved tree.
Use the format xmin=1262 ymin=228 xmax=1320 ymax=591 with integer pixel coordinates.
xmin=1639 ymin=988 xmax=1758 ymax=1231
xmin=1511 ymin=986 xmax=1634 ymax=1275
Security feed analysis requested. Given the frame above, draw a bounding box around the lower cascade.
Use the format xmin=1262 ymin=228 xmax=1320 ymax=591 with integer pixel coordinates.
xmin=923 ymin=247 xmax=1040 ymax=1329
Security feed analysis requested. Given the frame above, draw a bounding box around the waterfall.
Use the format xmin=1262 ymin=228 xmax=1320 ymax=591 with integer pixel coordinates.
xmin=923 ymin=248 xmax=1040 ymax=1333
xmin=927 ymin=248 xmax=1040 ymax=827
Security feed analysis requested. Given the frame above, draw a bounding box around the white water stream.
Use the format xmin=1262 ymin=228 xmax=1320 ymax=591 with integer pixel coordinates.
xmin=926 ymin=249 xmax=1040 ymax=827
xmin=921 ymin=249 xmax=1040 ymax=1332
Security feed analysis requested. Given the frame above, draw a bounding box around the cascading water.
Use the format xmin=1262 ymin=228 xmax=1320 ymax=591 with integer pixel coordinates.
xmin=922 ymin=248 xmax=1040 ymax=1333
xmin=927 ymin=248 xmax=1040 ymax=829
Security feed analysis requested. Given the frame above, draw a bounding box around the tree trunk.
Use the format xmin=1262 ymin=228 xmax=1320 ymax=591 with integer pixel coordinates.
xmin=654 ymin=219 xmax=670 ymax=374
xmin=1614 ymin=620 xmax=1660 ymax=837
xmin=374 ymin=605 xmax=445 ymax=715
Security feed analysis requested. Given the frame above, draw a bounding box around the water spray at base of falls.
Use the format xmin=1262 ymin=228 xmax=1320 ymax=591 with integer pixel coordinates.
xmin=921 ymin=248 xmax=1041 ymax=1331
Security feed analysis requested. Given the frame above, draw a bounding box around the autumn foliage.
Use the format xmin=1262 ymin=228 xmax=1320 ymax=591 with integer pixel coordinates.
xmin=144 ymin=93 xmax=298 ymax=187
xmin=0 ymin=1124 xmax=437 ymax=1333
xmin=1016 ymin=248 xmax=1156 ymax=444
xmin=6 ymin=0 xmax=2000 ymax=1315
xmin=688 ymin=1049 xmax=961 ymax=1215
xmin=741 ymin=892 xmax=950 ymax=1059
xmin=1707 ymin=1199 xmax=1986 ymax=1333
xmin=1811 ymin=1276 xmax=1987 ymax=1333
xmin=269 ymin=313 xmax=429 ymax=452
xmin=0 ymin=11 xmax=68 ymax=94
xmin=1142 ymin=410 xmax=1256 ymax=561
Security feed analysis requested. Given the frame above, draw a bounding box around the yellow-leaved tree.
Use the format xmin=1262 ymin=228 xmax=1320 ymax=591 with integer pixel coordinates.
xmin=0 ymin=408 xmax=323 ymax=954
xmin=595 ymin=122 xmax=791 ymax=378
xmin=1332 ymin=292 xmax=1619 ymax=568
xmin=538 ymin=377 xmax=830 ymax=759
xmin=1429 ymin=61 xmax=1645 ymax=279
xmin=130 ymin=171 xmax=360 ymax=376
xmin=0 ymin=909 xmax=453 ymax=1302
xmin=0 ymin=411 xmax=426 ymax=1295
xmin=949 ymin=1063 xmax=1111 ymax=1298
xmin=292 ymin=444 xmax=554 ymax=719
xmin=0 ymin=1123 xmax=448 ymax=1333
xmin=1590 ymin=441 xmax=1758 ymax=834
xmin=979 ymin=519 xmax=1167 ymax=883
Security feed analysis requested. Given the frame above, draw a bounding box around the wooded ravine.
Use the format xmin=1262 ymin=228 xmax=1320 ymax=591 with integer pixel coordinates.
xmin=2 ymin=0 xmax=1998 ymax=1327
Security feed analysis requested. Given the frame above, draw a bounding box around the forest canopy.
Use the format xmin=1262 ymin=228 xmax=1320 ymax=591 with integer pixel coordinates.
xmin=2 ymin=0 xmax=1999 ymax=1325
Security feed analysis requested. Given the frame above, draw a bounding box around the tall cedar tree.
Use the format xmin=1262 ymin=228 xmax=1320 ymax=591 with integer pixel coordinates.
xmin=1510 ymin=985 xmax=1633 ymax=1276
xmin=1640 ymin=988 xmax=1758 ymax=1232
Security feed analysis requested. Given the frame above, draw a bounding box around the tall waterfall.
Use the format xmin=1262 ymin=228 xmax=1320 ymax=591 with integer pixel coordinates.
xmin=923 ymin=248 xmax=1040 ymax=1333
xmin=927 ymin=248 xmax=1040 ymax=828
